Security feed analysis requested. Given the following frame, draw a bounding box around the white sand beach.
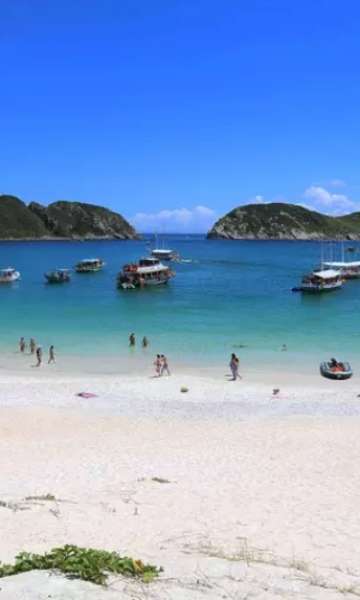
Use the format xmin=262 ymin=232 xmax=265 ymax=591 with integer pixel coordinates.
xmin=0 ymin=366 xmax=360 ymax=598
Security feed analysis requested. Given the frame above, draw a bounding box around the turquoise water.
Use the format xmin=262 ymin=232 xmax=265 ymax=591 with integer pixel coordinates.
xmin=1 ymin=237 xmax=359 ymax=367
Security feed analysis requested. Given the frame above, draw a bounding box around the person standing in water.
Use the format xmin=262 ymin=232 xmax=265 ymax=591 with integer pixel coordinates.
xmin=129 ymin=333 xmax=136 ymax=347
xmin=154 ymin=354 xmax=161 ymax=376
xmin=48 ymin=345 xmax=55 ymax=364
xmin=36 ymin=346 xmax=43 ymax=367
xmin=229 ymin=353 xmax=241 ymax=380
xmin=160 ymin=354 xmax=171 ymax=376
xmin=142 ymin=336 xmax=149 ymax=348
xmin=30 ymin=338 xmax=36 ymax=354
xmin=19 ymin=337 xmax=26 ymax=353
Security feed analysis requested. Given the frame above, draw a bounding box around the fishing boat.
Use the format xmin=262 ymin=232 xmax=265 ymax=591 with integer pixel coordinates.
xmin=292 ymin=269 xmax=343 ymax=293
xmin=75 ymin=258 xmax=105 ymax=273
xmin=117 ymin=257 xmax=174 ymax=289
xmin=44 ymin=269 xmax=71 ymax=284
xmin=0 ymin=267 xmax=20 ymax=283
xmin=320 ymin=359 xmax=353 ymax=380
xmin=322 ymin=261 xmax=360 ymax=279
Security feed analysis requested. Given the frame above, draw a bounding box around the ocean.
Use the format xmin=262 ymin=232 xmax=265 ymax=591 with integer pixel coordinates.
xmin=0 ymin=236 xmax=359 ymax=371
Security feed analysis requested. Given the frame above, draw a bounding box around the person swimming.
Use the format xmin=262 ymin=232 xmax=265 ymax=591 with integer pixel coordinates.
xmin=48 ymin=345 xmax=55 ymax=364
xmin=30 ymin=338 xmax=36 ymax=354
xmin=129 ymin=333 xmax=136 ymax=347
xmin=19 ymin=337 xmax=26 ymax=353
xmin=142 ymin=336 xmax=149 ymax=348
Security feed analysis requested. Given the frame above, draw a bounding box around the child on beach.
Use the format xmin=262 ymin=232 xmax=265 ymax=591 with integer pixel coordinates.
xmin=48 ymin=345 xmax=55 ymax=364
xmin=229 ymin=353 xmax=241 ymax=380
xmin=160 ymin=354 xmax=171 ymax=376
xmin=154 ymin=354 xmax=161 ymax=376
xmin=36 ymin=346 xmax=43 ymax=367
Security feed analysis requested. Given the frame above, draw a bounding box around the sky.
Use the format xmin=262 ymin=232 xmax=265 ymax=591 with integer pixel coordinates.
xmin=1 ymin=0 xmax=360 ymax=232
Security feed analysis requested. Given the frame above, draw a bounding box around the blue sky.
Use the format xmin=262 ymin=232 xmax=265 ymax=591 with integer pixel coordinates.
xmin=1 ymin=0 xmax=360 ymax=231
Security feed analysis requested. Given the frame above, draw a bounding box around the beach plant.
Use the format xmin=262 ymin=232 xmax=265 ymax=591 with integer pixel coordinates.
xmin=0 ymin=545 xmax=161 ymax=586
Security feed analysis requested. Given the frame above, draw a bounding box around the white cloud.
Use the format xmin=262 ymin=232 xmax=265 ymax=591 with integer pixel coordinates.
xmin=329 ymin=178 xmax=346 ymax=188
xmin=303 ymin=185 xmax=356 ymax=215
xmin=131 ymin=205 xmax=217 ymax=233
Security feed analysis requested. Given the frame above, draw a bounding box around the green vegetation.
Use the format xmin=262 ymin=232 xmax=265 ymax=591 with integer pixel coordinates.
xmin=207 ymin=202 xmax=360 ymax=240
xmin=0 ymin=545 xmax=161 ymax=586
xmin=0 ymin=195 xmax=139 ymax=240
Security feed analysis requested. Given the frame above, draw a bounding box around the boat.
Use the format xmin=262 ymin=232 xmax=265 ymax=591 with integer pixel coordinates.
xmin=292 ymin=269 xmax=343 ymax=293
xmin=75 ymin=258 xmax=105 ymax=273
xmin=0 ymin=267 xmax=20 ymax=283
xmin=44 ymin=269 xmax=71 ymax=283
xmin=151 ymin=248 xmax=178 ymax=261
xmin=117 ymin=257 xmax=174 ymax=289
xmin=323 ymin=261 xmax=360 ymax=279
xmin=320 ymin=360 xmax=353 ymax=380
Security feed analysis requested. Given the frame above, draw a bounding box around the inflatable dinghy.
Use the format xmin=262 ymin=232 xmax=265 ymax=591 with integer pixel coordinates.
xmin=320 ymin=361 xmax=353 ymax=380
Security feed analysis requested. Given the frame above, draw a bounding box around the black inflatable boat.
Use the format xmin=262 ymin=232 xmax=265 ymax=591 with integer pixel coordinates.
xmin=320 ymin=361 xmax=353 ymax=380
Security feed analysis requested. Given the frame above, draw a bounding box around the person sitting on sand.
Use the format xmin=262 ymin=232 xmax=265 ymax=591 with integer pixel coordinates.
xmin=36 ymin=346 xmax=43 ymax=367
xmin=160 ymin=354 xmax=170 ymax=376
xmin=142 ymin=336 xmax=149 ymax=348
xmin=229 ymin=353 xmax=241 ymax=380
xmin=30 ymin=338 xmax=36 ymax=354
xmin=129 ymin=333 xmax=136 ymax=347
xmin=48 ymin=345 xmax=55 ymax=364
xmin=154 ymin=354 xmax=161 ymax=376
xmin=19 ymin=337 xmax=26 ymax=353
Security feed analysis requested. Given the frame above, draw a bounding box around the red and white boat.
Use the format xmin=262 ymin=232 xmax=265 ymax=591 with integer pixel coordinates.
xmin=117 ymin=257 xmax=174 ymax=289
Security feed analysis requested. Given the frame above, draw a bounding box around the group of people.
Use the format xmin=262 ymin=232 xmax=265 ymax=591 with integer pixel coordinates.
xmin=19 ymin=337 xmax=55 ymax=367
xmin=129 ymin=333 xmax=149 ymax=348
xmin=154 ymin=354 xmax=171 ymax=377
xmin=128 ymin=333 xmax=170 ymax=376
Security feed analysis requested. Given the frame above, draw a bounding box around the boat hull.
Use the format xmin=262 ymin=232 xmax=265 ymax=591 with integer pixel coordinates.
xmin=0 ymin=272 xmax=20 ymax=283
xmin=320 ymin=361 xmax=353 ymax=380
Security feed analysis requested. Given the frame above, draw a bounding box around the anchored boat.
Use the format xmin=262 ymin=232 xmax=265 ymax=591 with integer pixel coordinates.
xmin=0 ymin=267 xmax=20 ymax=283
xmin=323 ymin=261 xmax=360 ymax=280
xmin=45 ymin=269 xmax=71 ymax=284
xmin=293 ymin=269 xmax=343 ymax=293
xmin=117 ymin=257 xmax=174 ymax=289
xmin=75 ymin=258 xmax=105 ymax=273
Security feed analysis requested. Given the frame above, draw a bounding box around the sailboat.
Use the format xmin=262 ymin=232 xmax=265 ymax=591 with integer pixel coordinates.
xmin=323 ymin=242 xmax=360 ymax=279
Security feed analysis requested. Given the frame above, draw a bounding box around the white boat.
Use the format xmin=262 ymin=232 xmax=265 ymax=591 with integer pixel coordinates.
xmin=0 ymin=267 xmax=20 ymax=283
xmin=151 ymin=248 xmax=178 ymax=261
xmin=75 ymin=258 xmax=105 ymax=273
xmin=293 ymin=269 xmax=343 ymax=293
xmin=323 ymin=261 xmax=360 ymax=279
xmin=117 ymin=257 xmax=174 ymax=289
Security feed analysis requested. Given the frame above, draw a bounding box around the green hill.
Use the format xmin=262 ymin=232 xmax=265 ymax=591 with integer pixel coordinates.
xmin=0 ymin=195 xmax=139 ymax=240
xmin=207 ymin=203 xmax=360 ymax=240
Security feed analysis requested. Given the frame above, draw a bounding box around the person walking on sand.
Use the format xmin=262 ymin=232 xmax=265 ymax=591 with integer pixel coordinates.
xmin=160 ymin=354 xmax=171 ymax=376
xmin=30 ymin=338 xmax=36 ymax=354
xmin=154 ymin=354 xmax=161 ymax=376
xmin=36 ymin=346 xmax=43 ymax=367
xmin=48 ymin=345 xmax=55 ymax=364
xmin=142 ymin=336 xmax=149 ymax=348
xmin=19 ymin=337 xmax=26 ymax=353
xmin=129 ymin=333 xmax=136 ymax=347
xmin=229 ymin=353 xmax=241 ymax=380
